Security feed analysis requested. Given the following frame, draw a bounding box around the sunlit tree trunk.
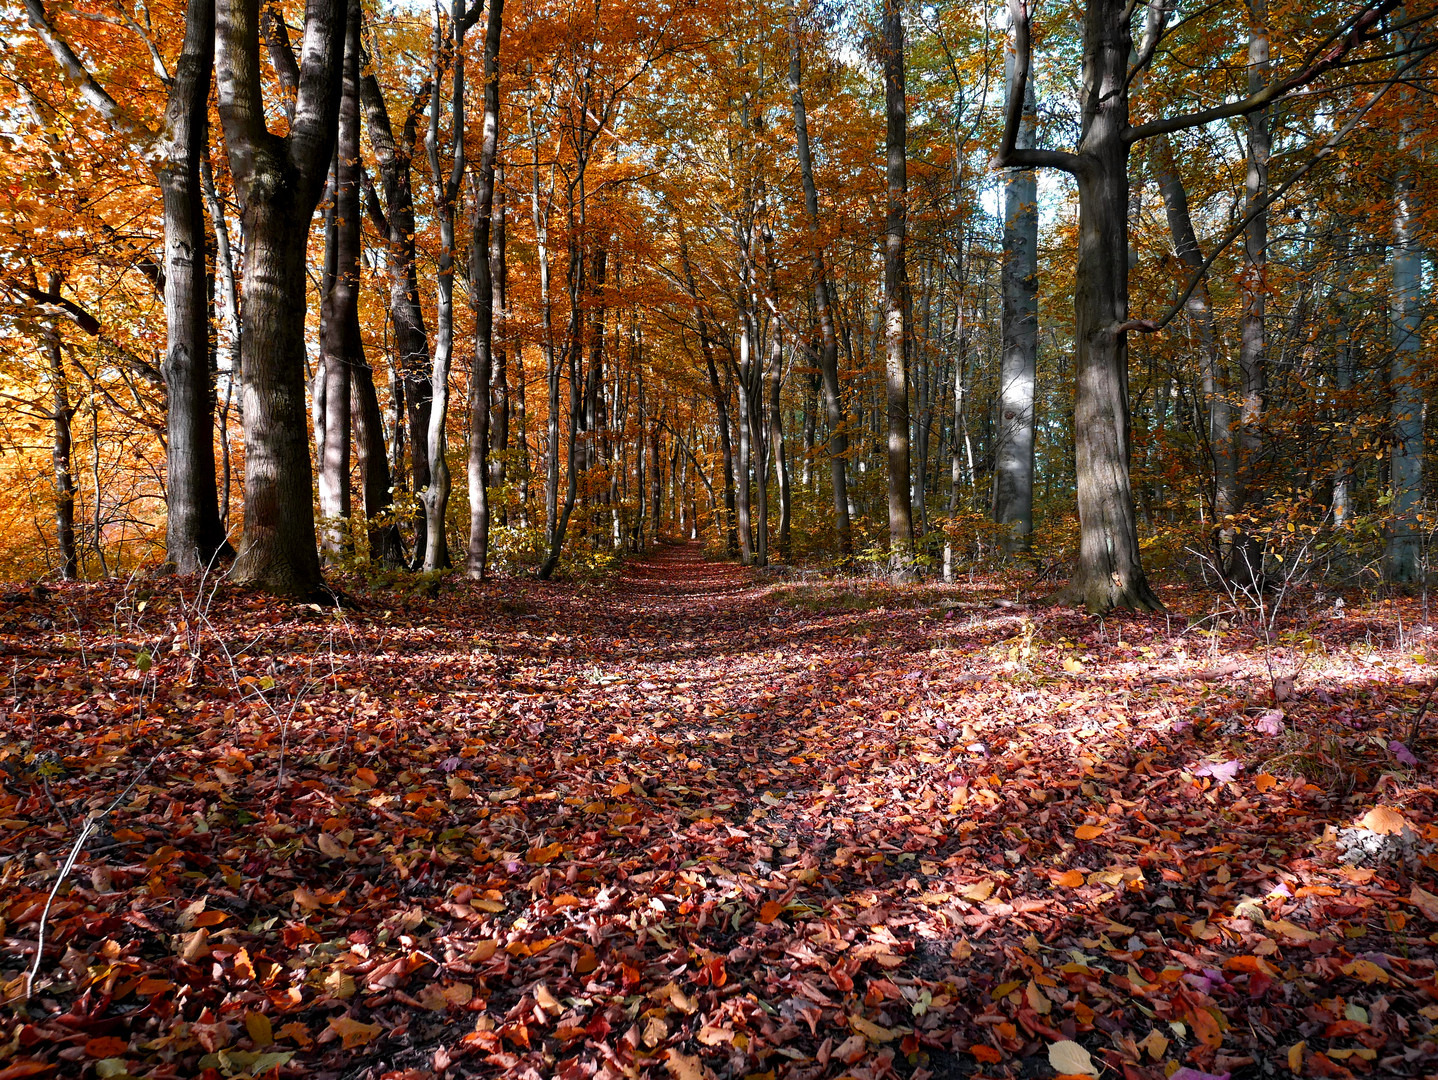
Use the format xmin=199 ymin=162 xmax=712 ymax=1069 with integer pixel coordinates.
xmin=992 ymin=36 xmax=1038 ymax=555
xmin=490 ymin=167 xmax=510 ymax=511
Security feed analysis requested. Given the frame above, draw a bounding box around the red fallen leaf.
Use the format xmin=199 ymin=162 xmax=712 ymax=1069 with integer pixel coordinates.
xmin=969 ymin=1045 xmax=1002 ymax=1063
xmin=1323 ymin=1020 xmax=1368 ymax=1038
xmin=83 ymin=1037 xmax=128 ymax=1057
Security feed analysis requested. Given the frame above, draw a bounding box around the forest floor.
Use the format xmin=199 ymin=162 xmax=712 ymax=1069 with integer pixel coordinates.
xmin=1 ymin=542 xmax=1437 ymax=1080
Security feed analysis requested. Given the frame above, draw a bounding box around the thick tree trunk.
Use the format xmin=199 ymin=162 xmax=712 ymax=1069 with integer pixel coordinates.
xmin=789 ymin=14 xmax=851 ymax=554
xmin=216 ymin=0 xmax=346 ymax=597
xmin=883 ymin=0 xmax=915 ymax=579
xmin=992 ymin=40 xmax=1038 ymax=555
xmin=160 ymin=0 xmax=228 ymax=575
xmin=768 ymin=313 xmax=791 ymax=556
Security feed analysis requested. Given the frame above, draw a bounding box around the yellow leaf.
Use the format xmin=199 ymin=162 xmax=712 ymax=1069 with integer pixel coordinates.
xmin=1339 ymin=959 xmax=1388 ymax=984
xmin=1137 ymin=1030 xmax=1168 ymax=1060
xmin=1263 ymin=918 xmax=1317 ymax=942
xmin=849 ymin=1014 xmax=899 ymax=1043
xmin=1048 ymin=1040 xmax=1098 ymax=1077
xmin=961 ymin=879 xmax=995 ymax=902
xmin=327 ymin=1017 xmax=381 ymax=1049
xmin=1288 ymin=1041 xmax=1306 ymax=1074
xmin=245 ymin=1012 xmax=273 ymax=1047
xmin=664 ymin=1049 xmax=707 ymax=1080
xmin=1025 ymin=980 xmax=1052 ymax=1015
xmin=1075 ymin=825 xmax=1104 ymax=840
xmin=1063 ymin=658 xmax=1084 ymax=673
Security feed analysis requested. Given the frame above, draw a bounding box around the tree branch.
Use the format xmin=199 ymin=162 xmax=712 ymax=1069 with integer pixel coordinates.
xmin=994 ymin=0 xmax=1088 ymax=175
xmin=1126 ymin=0 xmax=1406 ymax=143
xmin=1117 ymin=47 xmax=1431 ymax=334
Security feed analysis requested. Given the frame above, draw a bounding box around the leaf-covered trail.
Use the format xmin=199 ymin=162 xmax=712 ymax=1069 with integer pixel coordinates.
xmin=2 ymin=547 xmax=1437 ymax=1080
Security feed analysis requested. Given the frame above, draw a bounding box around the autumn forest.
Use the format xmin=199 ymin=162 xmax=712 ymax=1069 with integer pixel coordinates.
xmin=2 ymin=0 xmax=1438 ymax=1077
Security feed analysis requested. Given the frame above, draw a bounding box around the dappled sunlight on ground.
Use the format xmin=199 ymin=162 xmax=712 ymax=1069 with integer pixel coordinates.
xmin=0 ymin=546 xmax=1435 ymax=1079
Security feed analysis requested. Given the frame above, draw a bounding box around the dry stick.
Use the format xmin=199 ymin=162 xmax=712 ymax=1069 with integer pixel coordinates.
xmin=24 ymin=760 xmax=152 ymax=998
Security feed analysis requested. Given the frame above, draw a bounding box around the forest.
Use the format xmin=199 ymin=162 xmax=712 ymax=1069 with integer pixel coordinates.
xmin=2 ymin=0 xmax=1438 ymax=1077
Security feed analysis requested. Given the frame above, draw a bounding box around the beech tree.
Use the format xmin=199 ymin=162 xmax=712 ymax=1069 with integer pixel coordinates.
xmin=998 ymin=0 xmax=1416 ymax=612
xmin=23 ymin=0 xmax=228 ymax=576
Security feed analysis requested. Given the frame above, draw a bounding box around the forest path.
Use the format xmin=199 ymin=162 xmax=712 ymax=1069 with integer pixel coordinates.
xmin=7 ymin=549 xmax=1433 ymax=1080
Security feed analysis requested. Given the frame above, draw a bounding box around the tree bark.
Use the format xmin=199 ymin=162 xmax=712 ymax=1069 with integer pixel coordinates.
xmin=1153 ymin=135 xmax=1234 ymax=560
xmin=490 ymin=166 xmax=510 ymax=502
xmin=1387 ymin=17 xmax=1425 ymax=583
xmin=43 ymin=279 xmax=78 ymax=580
xmin=360 ymin=59 xmax=432 ymax=564
xmin=215 ymin=0 xmax=347 ymax=596
xmin=789 ymin=11 xmax=851 ymax=554
xmin=883 ymin=0 xmax=915 ymax=579
xmin=1228 ymin=0 xmax=1271 ymax=588
xmin=992 ymin=35 xmax=1038 ymax=555
xmin=465 ymin=0 xmax=505 ymax=580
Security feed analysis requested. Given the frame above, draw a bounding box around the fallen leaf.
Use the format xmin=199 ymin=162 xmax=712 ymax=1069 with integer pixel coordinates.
xmin=327 ymin=1017 xmax=381 ymax=1049
xmin=1048 ymin=1039 xmax=1098 ymax=1077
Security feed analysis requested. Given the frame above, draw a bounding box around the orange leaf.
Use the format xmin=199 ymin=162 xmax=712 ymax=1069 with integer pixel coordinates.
xmin=758 ymin=900 xmax=785 ymax=924
xmin=1255 ymin=773 xmax=1278 ymax=792
xmin=1075 ymin=825 xmax=1104 ymax=840
xmin=328 ymin=1016 xmax=382 ymax=1049
xmin=969 ymin=1045 xmax=1002 ymax=1063
xmin=193 ymin=910 xmax=231 ymax=927
xmin=1189 ymin=1007 xmax=1223 ymax=1048
xmin=1056 ymin=869 xmax=1086 ymax=887
xmin=354 ymin=767 xmax=378 ymax=787
xmin=83 ymin=1037 xmax=128 ymax=1058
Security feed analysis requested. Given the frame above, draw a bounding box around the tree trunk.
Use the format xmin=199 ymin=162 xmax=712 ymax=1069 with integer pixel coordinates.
xmin=789 ymin=12 xmax=851 ymax=554
xmin=464 ymin=0 xmax=504 ymax=580
xmin=421 ymin=0 xmax=471 ymax=574
xmin=318 ymin=38 xmax=356 ymax=562
xmin=883 ymin=0 xmax=915 ymax=579
xmin=992 ymin=37 xmax=1038 ymax=555
xmin=360 ymin=56 xmax=432 ymax=564
xmin=43 ymin=282 xmax=78 ymax=580
xmin=1387 ymin=20 xmax=1425 ymax=583
xmin=159 ymin=0 xmax=228 ymax=575
xmin=490 ymin=166 xmax=510 ymax=504
xmin=215 ymin=0 xmax=346 ymax=596
xmin=1227 ymin=0 xmax=1270 ymax=588
xmin=1153 ymin=136 xmax=1234 ymax=560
